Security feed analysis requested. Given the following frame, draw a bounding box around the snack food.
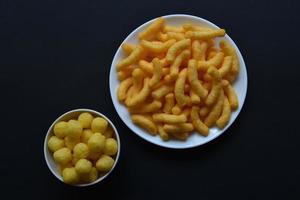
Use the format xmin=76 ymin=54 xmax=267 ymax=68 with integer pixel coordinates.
xmin=47 ymin=112 xmax=118 ymax=185
xmin=116 ymin=17 xmax=240 ymax=141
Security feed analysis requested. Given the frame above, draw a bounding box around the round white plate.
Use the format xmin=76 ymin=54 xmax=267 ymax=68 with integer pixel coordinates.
xmin=109 ymin=14 xmax=247 ymax=149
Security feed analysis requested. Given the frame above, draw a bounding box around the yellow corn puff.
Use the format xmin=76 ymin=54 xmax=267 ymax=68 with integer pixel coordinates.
xmin=117 ymin=46 xmax=143 ymax=71
xmin=198 ymin=52 xmax=224 ymax=71
xmin=223 ymin=84 xmax=238 ymax=110
xmin=192 ymin=40 xmax=202 ymax=60
xmin=117 ymin=65 xmax=135 ymax=81
xmin=131 ymin=114 xmax=157 ymax=134
xmin=187 ymin=59 xmax=208 ymax=100
xmin=163 ymin=123 xmax=194 ymax=134
xmin=171 ymin=104 xmax=182 ymax=115
xmin=220 ymin=40 xmax=239 ymax=76
xmin=185 ymin=29 xmax=226 ymax=40
xmin=127 ymin=78 xmax=150 ymax=107
xmin=149 ymin=58 xmax=163 ymax=88
xmin=175 ymin=68 xmax=190 ymax=107
xmin=139 ymin=60 xmax=153 ymax=74
xmin=117 ymin=77 xmax=133 ymax=101
xmin=183 ymin=23 xmax=213 ymax=32
xmin=139 ymin=17 xmax=165 ymax=40
xmin=152 ymin=84 xmax=174 ymax=99
xmin=166 ymin=39 xmax=191 ymax=62
xmin=170 ymin=49 xmax=191 ymax=80
xmin=216 ymin=96 xmax=231 ymax=129
xmin=219 ymin=56 xmax=232 ymax=78
xmin=163 ymin=93 xmax=175 ymax=113
xmin=207 ymin=46 xmax=218 ymax=60
xmin=189 ymin=90 xmax=201 ymax=104
xmin=163 ymin=25 xmax=184 ymax=33
xmin=141 ymin=39 xmax=176 ymax=53
xmin=132 ymin=68 xmax=145 ymax=91
xmin=152 ymin=113 xmax=187 ymax=124
xmin=191 ymin=106 xmax=209 ymax=136
xmin=122 ymin=43 xmax=136 ymax=55
xmin=125 ymin=68 xmax=144 ymax=104
xmin=204 ymin=90 xmax=224 ymax=127
xmin=129 ymin=100 xmax=162 ymax=114
xmin=166 ymin=32 xmax=185 ymax=41
xmin=156 ymin=32 xmax=168 ymax=42
xmin=205 ymin=67 xmax=222 ymax=106
xmin=158 ymin=125 xmax=170 ymax=141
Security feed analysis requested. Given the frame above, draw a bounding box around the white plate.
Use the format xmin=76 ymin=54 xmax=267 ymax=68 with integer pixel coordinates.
xmin=109 ymin=14 xmax=247 ymax=149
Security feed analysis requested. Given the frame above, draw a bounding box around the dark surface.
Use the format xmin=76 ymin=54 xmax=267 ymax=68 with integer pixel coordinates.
xmin=1 ymin=0 xmax=299 ymax=199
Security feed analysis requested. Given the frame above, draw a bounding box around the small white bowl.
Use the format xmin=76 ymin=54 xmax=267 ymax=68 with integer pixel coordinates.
xmin=44 ymin=109 xmax=121 ymax=187
xmin=109 ymin=14 xmax=248 ymax=149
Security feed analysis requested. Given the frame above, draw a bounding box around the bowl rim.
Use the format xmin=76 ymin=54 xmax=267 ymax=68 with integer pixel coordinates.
xmin=109 ymin=14 xmax=248 ymax=149
xmin=43 ymin=108 xmax=121 ymax=187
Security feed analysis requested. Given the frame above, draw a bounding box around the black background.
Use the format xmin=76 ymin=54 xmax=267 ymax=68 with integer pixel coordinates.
xmin=1 ymin=0 xmax=299 ymax=199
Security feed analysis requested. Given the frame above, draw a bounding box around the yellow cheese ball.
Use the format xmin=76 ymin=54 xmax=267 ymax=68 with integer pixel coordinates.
xmin=88 ymin=133 xmax=105 ymax=153
xmin=103 ymin=126 xmax=114 ymax=138
xmin=81 ymin=129 xmax=93 ymax=144
xmin=64 ymin=136 xmax=80 ymax=150
xmin=81 ymin=167 xmax=98 ymax=183
xmin=67 ymin=120 xmax=83 ymax=139
xmin=96 ymin=155 xmax=114 ymax=172
xmin=91 ymin=117 xmax=108 ymax=133
xmin=57 ymin=163 xmax=72 ymax=175
xmin=53 ymin=121 xmax=68 ymax=138
xmin=78 ymin=112 xmax=94 ymax=128
xmin=75 ymin=159 xmax=92 ymax=175
xmin=62 ymin=167 xmax=79 ymax=184
xmin=48 ymin=136 xmax=64 ymax=152
xmin=73 ymin=143 xmax=89 ymax=159
xmin=53 ymin=147 xmax=72 ymax=165
xmin=104 ymin=138 xmax=118 ymax=156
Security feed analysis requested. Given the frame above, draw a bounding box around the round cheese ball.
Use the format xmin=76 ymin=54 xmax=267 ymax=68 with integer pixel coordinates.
xmin=62 ymin=167 xmax=79 ymax=184
xmin=57 ymin=162 xmax=73 ymax=175
xmin=104 ymin=138 xmax=118 ymax=156
xmin=73 ymin=143 xmax=89 ymax=159
xmin=75 ymin=159 xmax=92 ymax=175
xmin=53 ymin=121 xmax=68 ymax=138
xmin=91 ymin=117 xmax=108 ymax=133
xmin=53 ymin=147 xmax=72 ymax=165
xmin=96 ymin=155 xmax=114 ymax=172
xmin=88 ymin=133 xmax=105 ymax=153
xmin=78 ymin=112 xmax=94 ymax=128
xmin=67 ymin=120 xmax=82 ymax=139
xmin=64 ymin=136 xmax=80 ymax=150
xmin=81 ymin=129 xmax=93 ymax=144
xmin=81 ymin=167 xmax=98 ymax=183
xmin=103 ymin=126 xmax=113 ymax=138
xmin=48 ymin=136 xmax=64 ymax=152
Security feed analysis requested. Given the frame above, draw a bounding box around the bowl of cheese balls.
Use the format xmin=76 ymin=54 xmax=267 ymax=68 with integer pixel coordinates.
xmin=44 ymin=109 xmax=120 ymax=186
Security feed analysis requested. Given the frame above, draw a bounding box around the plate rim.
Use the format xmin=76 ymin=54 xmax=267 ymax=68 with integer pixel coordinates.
xmin=109 ymin=14 xmax=248 ymax=149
